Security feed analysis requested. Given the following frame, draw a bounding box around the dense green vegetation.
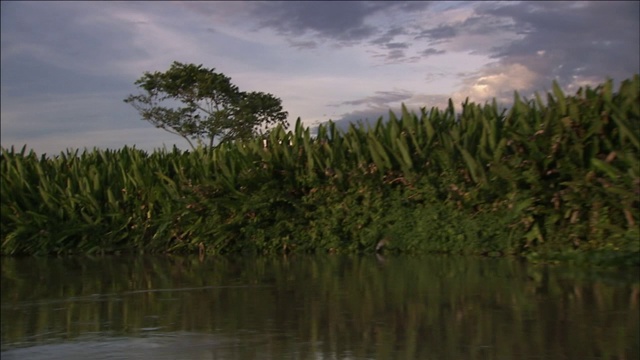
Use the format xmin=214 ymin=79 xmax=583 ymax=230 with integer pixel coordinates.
xmin=1 ymin=76 xmax=638 ymax=265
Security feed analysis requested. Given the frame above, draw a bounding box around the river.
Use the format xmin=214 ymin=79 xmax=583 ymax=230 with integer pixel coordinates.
xmin=1 ymin=254 xmax=638 ymax=359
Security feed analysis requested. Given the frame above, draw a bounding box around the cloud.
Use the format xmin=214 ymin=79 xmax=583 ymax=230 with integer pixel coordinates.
xmin=325 ymin=89 xmax=414 ymax=129
xmin=325 ymin=89 xmax=453 ymax=130
xmin=2 ymin=1 xmax=637 ymax=156
xmin=385 ymin=50 xmax=408 ymax=62
xmin=251 ymin=1 xmax=433 ymax=64
xmin=370 ymin=27 xmax=408 ymax=45
xmin=0 ymin=2 xmax=151 ymax=79
xmin=417 ymin=17 xmax=521 ymax=56
xmin=420 ymin=48 xmax=446 ymax=57
xmin=2 ymin=2 xmax=291 ymax=82
xmin=415 ymin=25 xmax=458 ymax=42
xmin=406 ymin=1 xmax=639 ymax=105
xmin=323 ymin=93 xmax=452 ymax=131
xmin=451 ymin=63 xmax=539 ymax=107
xmin=326 ymin=107 xmax=393 ymax=131
xmin=477 ymin=1 xmax=640 ymax=88
xmin=288 ymin=39 xmax=319 ymax=50
xmin=255 ymin=2 xmax=381 ymax=43
xmin=256 ymin=1 xmax=432 ymax=41
xmin=385 ymin=42 xmax=409 ymax=50
xmin=332 ymin=90 xmax=414 ymax=108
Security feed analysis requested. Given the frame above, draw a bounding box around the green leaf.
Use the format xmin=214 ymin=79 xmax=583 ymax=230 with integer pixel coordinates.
xmin=591 ymin=158 xmax=620 ymax=179
xmin=552 ymin=81 xmax=567 ymax=115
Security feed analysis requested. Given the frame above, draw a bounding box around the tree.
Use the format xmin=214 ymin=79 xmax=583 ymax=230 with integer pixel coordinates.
xmin=124 ymin=61 xmax=289 ymax=149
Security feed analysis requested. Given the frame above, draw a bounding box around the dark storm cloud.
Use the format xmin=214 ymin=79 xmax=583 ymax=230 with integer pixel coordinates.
xmin=254 ymin=1 xmax=431 ymax=41
xmin=256 ymin=2 xmax=380 ymax=42
xmin=476 ymin=1 xmax=640 ymax=87
xmin=250 ymin=1 xmax=638 ymax=130
xmin=395 ymin=1 xmax=640 ymax=102
xmin=252 ymin=1 xmax=432 ymax=63
xmin=179 ymin=2 xmax=434 ymax=62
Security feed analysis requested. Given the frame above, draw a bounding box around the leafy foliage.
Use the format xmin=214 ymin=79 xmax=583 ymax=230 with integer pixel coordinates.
xmin=2 ymin=75 xmax=638 ymax=265
xmin=124 ymin=61 xmax=289 ymax=149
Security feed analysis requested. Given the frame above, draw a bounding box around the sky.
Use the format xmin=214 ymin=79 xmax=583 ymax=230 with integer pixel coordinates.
xmin=1 ymin=1 xmax=638 ymax=155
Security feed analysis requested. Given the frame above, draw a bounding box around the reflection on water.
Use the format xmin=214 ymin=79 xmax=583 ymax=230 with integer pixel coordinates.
xmin=1 ymin=255 xmax=638 ymax=360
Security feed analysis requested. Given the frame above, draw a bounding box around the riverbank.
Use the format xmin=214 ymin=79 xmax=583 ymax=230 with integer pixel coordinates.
xmin=1 ymin=76 xmax=638 ymax=266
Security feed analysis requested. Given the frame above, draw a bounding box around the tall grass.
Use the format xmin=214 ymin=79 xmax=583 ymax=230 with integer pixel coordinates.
xmin=1 ymin=75 xmax=638 ymax=263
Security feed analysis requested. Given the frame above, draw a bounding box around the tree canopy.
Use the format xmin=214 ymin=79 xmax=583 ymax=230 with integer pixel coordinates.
xmin=124 ymin=61 xmax=289 ymax=149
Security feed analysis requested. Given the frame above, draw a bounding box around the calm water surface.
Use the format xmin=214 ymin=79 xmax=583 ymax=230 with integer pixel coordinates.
xmin=1 ymin=255 xmax=638 ymax=359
